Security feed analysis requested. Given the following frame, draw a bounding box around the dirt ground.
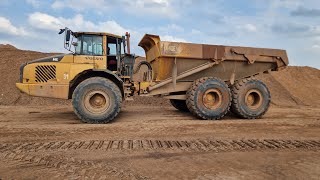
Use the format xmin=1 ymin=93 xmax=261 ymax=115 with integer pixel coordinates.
xmin=0 ymin=103 xmax=319 ymax=179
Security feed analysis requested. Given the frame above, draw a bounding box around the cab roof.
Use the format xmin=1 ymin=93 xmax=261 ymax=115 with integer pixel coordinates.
xmin=73 ymin=31 xmax=122 ymax=38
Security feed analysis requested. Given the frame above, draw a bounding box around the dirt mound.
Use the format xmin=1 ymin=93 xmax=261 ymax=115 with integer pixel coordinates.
xmin=0 ymin=44 xmax=319 ymax=107
xmin=0 ymin=44 xmax=69 ymax=106
xmin=258 ymin=66 xmax=320 ymax=107
xmin=0 ymin=44 xmax=17 ymax=50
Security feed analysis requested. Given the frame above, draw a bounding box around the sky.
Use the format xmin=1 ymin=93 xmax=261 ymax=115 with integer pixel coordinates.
xmin=0 ymin=0 xmax=319 ymax=68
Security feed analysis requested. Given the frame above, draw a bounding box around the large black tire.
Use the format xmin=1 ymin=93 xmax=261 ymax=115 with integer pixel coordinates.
xmin=186 ymin=77 xmax=231 ymax=120
xmin=231 ymin=78 xmax=270 ymax=119
xmin=170 ymin=99 xmax=189 ymax=112
xmin=72 ymin=77 xmax=122 ymax=124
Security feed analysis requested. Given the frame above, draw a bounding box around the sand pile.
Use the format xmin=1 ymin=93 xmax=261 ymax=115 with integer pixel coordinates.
xmin=0 ymin=44 xmax=69 ymax=106
xmin=0 ymin=44 xmax=319 ymax=107
xmin=258 ymin=66 xmax=320 ymax=106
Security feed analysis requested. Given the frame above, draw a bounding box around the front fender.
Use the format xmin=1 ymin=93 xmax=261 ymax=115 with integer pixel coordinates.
xmin=69 ymin=68 xmax=124 ymax=99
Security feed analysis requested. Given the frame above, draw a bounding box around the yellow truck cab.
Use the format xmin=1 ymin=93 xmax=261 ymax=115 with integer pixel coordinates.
xmin=16 ymin=28 xmax=136 ymax=123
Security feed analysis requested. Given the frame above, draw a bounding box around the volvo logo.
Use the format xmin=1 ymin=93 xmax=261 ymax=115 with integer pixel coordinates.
xmin=85 ymin=57 xmax=104 ymax=61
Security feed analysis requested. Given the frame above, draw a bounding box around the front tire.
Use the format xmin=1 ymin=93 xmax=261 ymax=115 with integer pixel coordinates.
xmin=186 ymin=77 xmax=231 ymax=120
xmin=72 ymin=77 xmax=122 ymax=124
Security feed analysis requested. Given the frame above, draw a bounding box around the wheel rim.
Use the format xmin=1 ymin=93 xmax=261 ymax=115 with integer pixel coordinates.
xmin=245 ymin=89 xmax=263 ymax=109
xmin=202 ymin=89 xmax=223 ymax=110
xmin=84 ymin=90 xmax=111 ymax=114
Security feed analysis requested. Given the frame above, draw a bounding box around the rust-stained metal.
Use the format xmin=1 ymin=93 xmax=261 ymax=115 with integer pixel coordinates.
xmin=202 ymin=89 xmax=223 ymax=110
xmin=139 ymin=34 xmax=288 ymax=67
xmin=163 ymin=94 xmax=187 ymax=100
xmin=245 ymin=89 xmax=263 ymax=110
xmin=148 ymin=82 xmax=192 ymax=96
xmin=138 ymin=34 xmax=289 ymax=97
xmin=148 ymin=61 xmax=217 ymax=91
xmin=84 ymin=90 xmax=111 ymax=115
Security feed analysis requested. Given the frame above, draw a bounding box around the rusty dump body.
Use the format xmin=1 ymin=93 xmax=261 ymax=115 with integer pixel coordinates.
xmin=138 ymin=34 xmax=288 ymax=98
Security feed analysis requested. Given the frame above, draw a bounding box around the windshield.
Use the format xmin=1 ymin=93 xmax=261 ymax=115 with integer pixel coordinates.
xmin=75 ymin=36 xmax=82 ymax=54
xmin=75 ymin=35 xmax=103 ymax=56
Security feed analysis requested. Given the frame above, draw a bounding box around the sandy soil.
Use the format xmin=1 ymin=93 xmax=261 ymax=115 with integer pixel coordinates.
xmin=0 ymin=104 xmax=319 ymax=179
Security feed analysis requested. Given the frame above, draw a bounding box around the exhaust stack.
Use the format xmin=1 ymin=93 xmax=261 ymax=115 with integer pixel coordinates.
xmin=125 ymin=32 xmax=131 ymax=54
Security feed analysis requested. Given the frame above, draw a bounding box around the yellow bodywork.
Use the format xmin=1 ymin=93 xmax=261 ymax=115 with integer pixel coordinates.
xmin=137 ymin=81 xmax=152 ymax=94
xmin=16 ymin=33 xmax=112 ymax=100
xmin=16 ymin=53 xmax=107 ymax=99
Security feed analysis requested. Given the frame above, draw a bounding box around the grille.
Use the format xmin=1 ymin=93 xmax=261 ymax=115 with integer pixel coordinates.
xmin=35 ymin=65 xmax=56 ymax=83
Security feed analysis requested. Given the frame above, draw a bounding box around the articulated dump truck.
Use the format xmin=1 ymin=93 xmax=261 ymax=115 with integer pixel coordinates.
xmin=16 ymin=28 xmax=288 ymax=123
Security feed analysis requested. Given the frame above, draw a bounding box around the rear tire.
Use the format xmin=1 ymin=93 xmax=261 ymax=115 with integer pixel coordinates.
xmin=170 ymin=99 xmax=189 ymax=112
xmin=231 ymin=78 xmax=270 ymax=119
xmin=72 ymin=77 xmax=122 ymax=124
xmin=186 ymin=77 xmax=231 ymax=120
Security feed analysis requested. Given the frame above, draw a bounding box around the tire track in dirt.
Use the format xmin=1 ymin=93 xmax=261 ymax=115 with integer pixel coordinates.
xmin=0 ymin=151 xmax=148 ymax=179
xmin=1 ymin=139 xmax=319 ymax=153
xmin=0 ymin=139 xmax=320 ymax=179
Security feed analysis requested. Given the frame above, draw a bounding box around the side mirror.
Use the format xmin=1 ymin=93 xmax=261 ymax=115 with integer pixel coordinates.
xmin=65 ymin=30 xmax=71 ymax=44
xmin=59 ymin=27 xmax=75 ymax=52
xmin=58 ymin=28 xmax=66 ymax=34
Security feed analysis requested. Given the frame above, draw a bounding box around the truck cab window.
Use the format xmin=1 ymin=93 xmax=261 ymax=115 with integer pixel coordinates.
xmin=75 ymin=35 xmax=103 ymax=56
xmin=83 ymin=36 xmax=92 ymax=55
xmin=75 ymin=36 xmax=82 ymax=54
xmin=107 ymin=43 xmax=117 ymax=55
xmin=93 ymin=36 xmax=103 ymax=55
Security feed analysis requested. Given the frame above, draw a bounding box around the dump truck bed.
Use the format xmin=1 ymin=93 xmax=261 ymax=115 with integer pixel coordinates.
xmin=139 ymin=34 xmax=288 ymax=81
xmin=138 ymin=34 xmax=289 ymax=96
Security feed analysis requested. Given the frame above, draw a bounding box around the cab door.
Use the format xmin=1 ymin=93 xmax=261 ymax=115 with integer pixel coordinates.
xmin=106 ymin=36 xmax=119 ymax=72
xmin=92 ymin=35 xmax=107 ymax=70
xmin=73 ymin=35 xmax=107 ymax=70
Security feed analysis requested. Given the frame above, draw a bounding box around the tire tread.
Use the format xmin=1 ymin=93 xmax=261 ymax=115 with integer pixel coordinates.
xmin=231 ymin=77 xmax=270 ymax=119
xmin=72 ymin=77 xmax=122 ymax=124
xmin=186 ymin=77 xmax=231 ymax=120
